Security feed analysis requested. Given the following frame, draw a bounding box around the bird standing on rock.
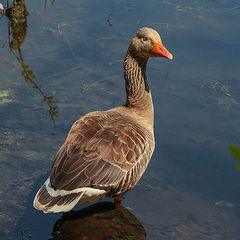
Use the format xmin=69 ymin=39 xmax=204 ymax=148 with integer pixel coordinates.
xmin=33 ymin=27 xmax=173 ymax=213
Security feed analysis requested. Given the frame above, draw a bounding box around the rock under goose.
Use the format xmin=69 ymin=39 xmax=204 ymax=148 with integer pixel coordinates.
xmin=33 ymin=27 xmax=173 ymax=213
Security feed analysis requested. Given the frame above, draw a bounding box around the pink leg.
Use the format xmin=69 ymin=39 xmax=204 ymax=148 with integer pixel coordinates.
xmin=114 ymin=199 xmax=122 ymax=208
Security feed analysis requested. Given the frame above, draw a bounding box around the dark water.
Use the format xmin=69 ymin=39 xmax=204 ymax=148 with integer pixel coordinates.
xmin=0 ymin=0 xmax=240 ymax=239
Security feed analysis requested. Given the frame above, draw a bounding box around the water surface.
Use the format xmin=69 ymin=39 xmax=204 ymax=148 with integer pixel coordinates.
xmin=0 ymin=0 xmax=240 ymax=239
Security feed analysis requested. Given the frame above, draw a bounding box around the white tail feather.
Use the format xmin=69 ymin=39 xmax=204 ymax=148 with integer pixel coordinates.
xmin=33 ymin=177 xmax=107 ymax=213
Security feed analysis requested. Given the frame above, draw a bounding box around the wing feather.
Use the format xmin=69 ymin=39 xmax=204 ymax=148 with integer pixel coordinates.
xmin=50 ymin=111 xmax=153 ymax=194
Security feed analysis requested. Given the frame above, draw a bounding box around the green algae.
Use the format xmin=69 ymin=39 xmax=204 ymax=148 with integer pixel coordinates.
xmin=0 ymin=90 xmax=13 ymax=105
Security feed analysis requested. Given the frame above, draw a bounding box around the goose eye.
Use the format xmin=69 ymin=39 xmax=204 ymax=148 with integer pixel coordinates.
xmin=143 ymin=36 xmax=149 ymax=41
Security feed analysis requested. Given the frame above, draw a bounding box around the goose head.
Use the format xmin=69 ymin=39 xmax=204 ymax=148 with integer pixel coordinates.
xmin=130 ymin=27 xmax=173 ymax=60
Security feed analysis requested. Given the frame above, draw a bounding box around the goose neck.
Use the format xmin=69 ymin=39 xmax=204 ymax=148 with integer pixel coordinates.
xmin=124 ymin=47 xmax=152 ymax=110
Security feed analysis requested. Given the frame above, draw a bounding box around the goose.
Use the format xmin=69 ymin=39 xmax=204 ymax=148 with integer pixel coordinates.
xmin=33 ymin=27 xmax=173 ymax=213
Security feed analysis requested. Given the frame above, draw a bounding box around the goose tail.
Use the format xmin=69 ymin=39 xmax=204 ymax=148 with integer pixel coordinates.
xmin=33 ymin=178 xmax=84 ymax=213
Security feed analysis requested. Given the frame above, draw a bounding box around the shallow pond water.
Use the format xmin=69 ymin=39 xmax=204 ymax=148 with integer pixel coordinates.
xmin=0 ymin=0 xmax=240 ymax=239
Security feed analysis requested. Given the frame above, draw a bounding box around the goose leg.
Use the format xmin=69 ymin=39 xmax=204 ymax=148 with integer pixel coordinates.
xmin=114 ymin=199 xmax=122 ymax=208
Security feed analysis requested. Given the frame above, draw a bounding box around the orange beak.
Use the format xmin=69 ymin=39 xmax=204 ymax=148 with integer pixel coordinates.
xmin=152 ymin=41 xmax=173 ymax=60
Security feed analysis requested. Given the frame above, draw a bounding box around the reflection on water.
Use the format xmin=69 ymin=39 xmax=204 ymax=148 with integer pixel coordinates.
xmin=50 ymin=202 xmax=146 ymax=240
xmin=0 ymin=0 xmax=58 ymax=124
xmin=2 ymin=0 xmax=29 ymax=49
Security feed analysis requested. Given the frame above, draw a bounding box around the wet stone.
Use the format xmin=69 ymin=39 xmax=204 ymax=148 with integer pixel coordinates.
xmin=50 ymin=202 xmax=147 ymax=240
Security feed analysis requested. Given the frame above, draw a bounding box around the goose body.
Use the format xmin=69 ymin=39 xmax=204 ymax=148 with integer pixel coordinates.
xmin=33 ymin=27 xmax=173 ymax=213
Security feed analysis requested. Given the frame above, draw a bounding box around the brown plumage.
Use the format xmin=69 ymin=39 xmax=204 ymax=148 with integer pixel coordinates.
xmin=33 ymin=27 xmax=173 ymax=213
